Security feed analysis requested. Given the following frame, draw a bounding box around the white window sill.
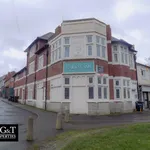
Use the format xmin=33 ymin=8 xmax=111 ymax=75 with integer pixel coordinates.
xmin=87 ymin=99 xmax=109 ymax=103
xmin=36 ymin=66 xmax=46 ymax=72
xmin=27 ymin=72 xmax=35 ymax=76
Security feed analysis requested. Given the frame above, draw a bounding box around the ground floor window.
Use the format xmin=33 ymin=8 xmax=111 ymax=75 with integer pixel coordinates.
xmin=64 ymin=87 xmax=70 ymax=99
xmin=123 ymin=79 xmax=130 ymax=100
xmin=89 ymin=86 xmax=94 ymax=99
xmin=97 ymin=76 xmax=108 ymax=100
xmin=115 ymin=88 xmax=121 ymax=99
xmin=114 ymin=79 xmax=131 ymax=100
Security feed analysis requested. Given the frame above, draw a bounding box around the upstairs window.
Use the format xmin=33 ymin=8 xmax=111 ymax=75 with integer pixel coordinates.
xmin=29 ymin=44 xmax=36 ymax=58
xmin=101 ymin=37 xmax=105 ymax=46
xmin=97 ymin=45 xmax=101 ymax=57
xmin=113 ymin=45 xmax=119 ymax=63
xmin=141 ymin=69 xmax=146 ymax=77
xmin=87 ymin=45 xmax=92 ymax=56
xmin=64 ymin=46 xmax=70 ymax=58
xmin=102 ymin=46 xmax=106 ymax=58
xmin=59 ymin=39 xmax=61 ymax=46
xmin=29 ymin=61 xmax=35 ymax=74
xmin=96 ymin=36 xmax=100 ymax=44
xmin=64 ymin=37 xmax=70 ymax=45
xmin=38 ymin=55 xmax=43 ymax=70
xmin=87 ymin=35 xmax=93 ymax=43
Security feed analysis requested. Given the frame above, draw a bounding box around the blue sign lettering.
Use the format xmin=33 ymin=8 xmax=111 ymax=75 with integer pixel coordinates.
xmin=63 ymin=61 xmax=95 ymax=73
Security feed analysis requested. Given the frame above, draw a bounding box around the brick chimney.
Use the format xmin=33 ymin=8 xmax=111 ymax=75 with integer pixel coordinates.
xmin=106 ymin=25 xmax=111 ymax=41
xmin=55 ymin=26 xmax=61 ymax=36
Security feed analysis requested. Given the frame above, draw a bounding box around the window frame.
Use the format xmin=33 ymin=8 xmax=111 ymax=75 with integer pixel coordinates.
xmin=97 ymin=76 xmax=108 ymax=100
xmin=29 ymin=61 xmax=35 ymax=75
xmin=64 ymin=46 xmax=70 ymax=58
xmin=114 ymin=79 xmax=121 ymax=99
xmin=86 ymin=35 xmax=93 ymax=43
xmin=64 ymin=37 xmax=70 ymax=45
xmin=38 ymin=55 xmax=44 ymax=70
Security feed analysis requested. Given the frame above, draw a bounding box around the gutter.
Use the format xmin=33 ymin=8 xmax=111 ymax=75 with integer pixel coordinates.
xmin=45 ymin=46 xmax=49 ymax=110
xmin=25 ymin=66 xmax=28 ymax=105
xmin=134 ymin=54 xmax=139 ymax=101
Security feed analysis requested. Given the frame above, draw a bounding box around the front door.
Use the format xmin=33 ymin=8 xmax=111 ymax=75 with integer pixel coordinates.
xmin=36 ymin=83 xmax=44 ymax=109
xmin=22 ymin=88 xmax=25 ymax=104
xmin=143 ymin=92 xmax=149 ymax=108
xmin=71 ymin=86 xmax=87 ymax=114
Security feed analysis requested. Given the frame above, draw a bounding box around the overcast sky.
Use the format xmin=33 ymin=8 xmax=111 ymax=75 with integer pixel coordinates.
xmin=0 ymin=0 xmax=149 ymax=76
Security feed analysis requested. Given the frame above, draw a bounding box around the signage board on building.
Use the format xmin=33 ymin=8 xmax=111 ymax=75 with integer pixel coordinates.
xmin=96 ymin=65 xmax=104 ymax=73
xmin=63 ymin=61 xmax=95 ymax=74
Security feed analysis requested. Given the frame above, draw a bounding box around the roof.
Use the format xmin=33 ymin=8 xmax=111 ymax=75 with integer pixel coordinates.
xmin=0 ymin=75 xmax=5 ymax=81
xmin=24 ymin=32 xmax=54 ymax=52
xmin=63 ymin=18 xmax=106 ymax=25
xmin=39 ymin=32 xmax=54 ymax=40
xmin=4 ymin=71 xmax=16 ymax=82
xmin=13 ymin=67 xmax=26 ymax=77
xmin=136 ymin=62 xmax=150 ymax=68
xmin=111 ymin=36 xmax=137 ymax=52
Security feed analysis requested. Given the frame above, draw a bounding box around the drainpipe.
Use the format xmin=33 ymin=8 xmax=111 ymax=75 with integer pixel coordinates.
xmin=25 ymin=54 xmax=28 ymax=105
xmin=45 ymin=45 xmax=49 ymax=110
xmin=134 ymin=53 xmax=139 ymax=101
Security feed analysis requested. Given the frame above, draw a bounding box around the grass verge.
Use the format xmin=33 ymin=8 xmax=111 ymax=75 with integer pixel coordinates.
xmin=62 ymin=123 xmax=150 ymax=150
xmin=30 ymin=123 xmax=150 ymax=150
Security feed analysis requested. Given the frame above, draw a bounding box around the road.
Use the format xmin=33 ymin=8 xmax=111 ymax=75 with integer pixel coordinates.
xmin=0 ymin=100 xmax=37 ymax=150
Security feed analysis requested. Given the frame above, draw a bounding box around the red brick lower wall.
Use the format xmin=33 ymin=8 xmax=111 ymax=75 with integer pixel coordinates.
xmin=109 ymin=79 xmax=114 ymax=99
xmin=108 ymin=64 xmax=137 ymax=80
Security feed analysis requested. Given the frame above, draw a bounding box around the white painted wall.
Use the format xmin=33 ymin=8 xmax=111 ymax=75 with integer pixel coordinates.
xmin=61 ymin=19 xmax=106 ymax=36
xmin=50 ymin=77 xmax=62 ymax=102
xmin=137 ymin=64 xmax=150 ymax=86
xmin=49 ymin=18 xmax=108 ymax=65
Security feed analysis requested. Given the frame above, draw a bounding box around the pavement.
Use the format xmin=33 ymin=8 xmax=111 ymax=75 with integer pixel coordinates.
xmin=1 ymin=98 xmax=150 ymax=150
xmin=1 ymin=98 xmax=64 ymax=150
xmin=0 ymin=99 xmax=37 ymax=150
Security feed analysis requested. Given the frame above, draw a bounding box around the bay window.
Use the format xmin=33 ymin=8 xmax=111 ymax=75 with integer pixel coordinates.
xmin=87 ymin=35 xmax=93 ymax=43
xmin=129 ymin=53 xmax=135 ymax=69
xmin=101 ymin=37 xmax=105 ymax=46
xmin=51 ymin=38 xmax=62 ymax=63
xmin=102 ymin=46 xmax=106 ymax=58
xmin=113 ymin=45 xmax=119 ymax=63
xmin=114 ymin=80 xmax=121 ymax=99
xmin=38 ymin=55 xmax=43 ymax=70
xmin=64 ymin=37 xmax=70 ymax=45
xmin=29 ymin=61 xmax=35 ymax=74
xmin=88 ymin=76 xmax=94 ymax=99
xmin=96 ymin=45 xmax=101 ymax=57
xmin=64 ymin=46 xmax=70 ymax=58
xmin=123 ymin=79 xmax=130 ymax=99
xmin=97 ymin=76 xmax=108 ymax=100
xmin=64 ymin=77 xmax=70 ymax=99
xmin=87 ymin=45 xmax=92 ymax=56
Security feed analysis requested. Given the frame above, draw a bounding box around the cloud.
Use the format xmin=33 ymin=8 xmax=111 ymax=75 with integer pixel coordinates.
xmin=2 ymin=48 xmax=26 ymax=60
xmin=114 ymin=0 xmax=150 ymax=22
xmin=0 ymin=60 xmax=4 ymax=65
xmin=8 ymin=64 xmax=18 ymax=72
xmin=0 ymin=0 xmax=150 ymax=76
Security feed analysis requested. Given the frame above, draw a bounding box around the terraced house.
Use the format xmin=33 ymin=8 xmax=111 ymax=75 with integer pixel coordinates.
xmin=14 ymin=18 xmax=138 ymax=115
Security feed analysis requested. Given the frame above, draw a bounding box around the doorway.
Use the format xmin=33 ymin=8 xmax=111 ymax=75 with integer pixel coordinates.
xmin=143 ymin=92 xmax=149 ymax=108
xmin=72 ymin=86 xmax=87 ymax=114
